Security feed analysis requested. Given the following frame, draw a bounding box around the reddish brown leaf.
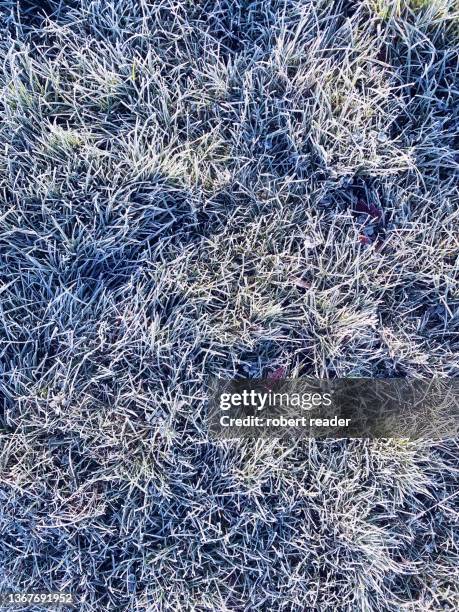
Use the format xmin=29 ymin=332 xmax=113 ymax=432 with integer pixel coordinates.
xmin=265 ymin=366 xmax=287 ymax=390
xmin=267 ymin=366 xmax=286 ymax=380
xmin=355 ymin=199 xmax=382 ymax=220
xmin=359 ymin=234 xmax=372 ymax=245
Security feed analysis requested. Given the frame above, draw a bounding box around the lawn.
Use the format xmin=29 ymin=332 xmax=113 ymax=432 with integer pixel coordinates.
xmin=0 ymin=0 xmax=458 ymax=610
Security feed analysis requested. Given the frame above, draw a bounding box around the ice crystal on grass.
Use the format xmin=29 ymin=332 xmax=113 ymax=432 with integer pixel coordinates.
xmin=0 ymin=0 xmax=458 ymax=610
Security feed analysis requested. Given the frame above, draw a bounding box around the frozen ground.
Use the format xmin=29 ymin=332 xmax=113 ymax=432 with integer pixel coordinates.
xmin=0 ymin=0 xmax=458 ymax=610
